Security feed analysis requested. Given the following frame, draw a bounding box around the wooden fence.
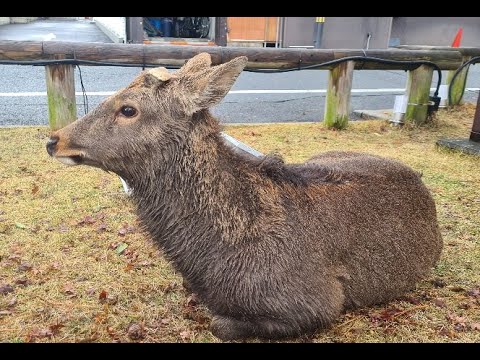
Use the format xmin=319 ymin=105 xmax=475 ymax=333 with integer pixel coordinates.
xmin=0 ymin=40 xmax=477 ymax=131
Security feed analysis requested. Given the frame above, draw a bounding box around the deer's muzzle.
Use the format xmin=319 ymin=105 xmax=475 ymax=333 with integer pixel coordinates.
xmin=46 ymin=136 xmax=59 ymax=156
xmin=46 ymin=134 xmax=85 ymax=166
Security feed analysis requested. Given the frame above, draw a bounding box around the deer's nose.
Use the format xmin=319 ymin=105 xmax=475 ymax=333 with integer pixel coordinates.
xmin=46 ymin=137 xmax=59 ymax=156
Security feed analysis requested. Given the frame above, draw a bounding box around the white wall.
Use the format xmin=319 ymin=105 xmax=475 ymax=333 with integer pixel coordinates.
xmin=93 ymin=17 xmax=126 ymax=43
xmin=9 ymin=17 xmax=39 ymax=24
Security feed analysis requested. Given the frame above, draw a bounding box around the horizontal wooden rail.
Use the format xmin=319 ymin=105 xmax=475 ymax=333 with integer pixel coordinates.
xmin=396 ymin=45 xmax=480 ymax=57
xmin=0 ymin=40 xmax=464 ymax=70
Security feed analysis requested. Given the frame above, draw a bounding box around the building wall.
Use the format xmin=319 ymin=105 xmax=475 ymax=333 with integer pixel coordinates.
xmin=321 ymin=17 xmax=392 ymax=49
xmin=9 ymin=17 xmax=39 ymax=24
xmin=0 ymin=17 xmax=10 ymax=25
xmin=93 ymin=17 xmax=126 ymax=43
xmin=282 ymin=17 xmax=316 ymax=47
xmin=391 ymin=17 xmax=480 ymax=47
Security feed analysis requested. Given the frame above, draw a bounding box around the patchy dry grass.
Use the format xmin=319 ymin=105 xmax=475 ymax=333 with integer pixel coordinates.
xmin=0 ymin=105 xmax=479 ymax=342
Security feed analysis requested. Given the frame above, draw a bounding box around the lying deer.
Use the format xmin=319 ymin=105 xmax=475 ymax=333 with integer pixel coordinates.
xmin=46 ymin=53 xmax=443 ymax=340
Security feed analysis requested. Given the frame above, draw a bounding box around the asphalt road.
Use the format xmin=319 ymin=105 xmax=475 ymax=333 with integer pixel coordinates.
xmin=1 ymin=64 xmax=479 ymax=126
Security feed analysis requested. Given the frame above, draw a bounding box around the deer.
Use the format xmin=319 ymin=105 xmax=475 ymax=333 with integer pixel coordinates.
xmin=46 ymin=53 xmax=443 ymax=341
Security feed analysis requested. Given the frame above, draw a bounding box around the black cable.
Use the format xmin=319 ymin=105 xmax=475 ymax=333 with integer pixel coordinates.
xmin=0 ymin=59 xmax=165 ymax=68
xmin=76 ymin=65 xmax=89 ymax=114
xmin=0 ymin=55 xmax=443 ymax=96
xmin=245 ymin=56 xmax=442 ymax=97
xmin=447 ymin=56 xmax=480 ymax=106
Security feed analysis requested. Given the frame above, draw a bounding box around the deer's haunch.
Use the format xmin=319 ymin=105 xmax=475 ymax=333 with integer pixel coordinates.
xmin=47 ymin=53 xmax=443 ymax=340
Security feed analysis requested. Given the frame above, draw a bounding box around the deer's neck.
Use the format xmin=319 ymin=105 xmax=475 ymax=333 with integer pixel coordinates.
xmin=128 ymin=113 xmax=261 ymax=278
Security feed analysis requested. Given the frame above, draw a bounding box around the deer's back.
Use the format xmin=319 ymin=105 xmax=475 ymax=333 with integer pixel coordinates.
xmin=268 ymin=151 xmax=442 ymax=308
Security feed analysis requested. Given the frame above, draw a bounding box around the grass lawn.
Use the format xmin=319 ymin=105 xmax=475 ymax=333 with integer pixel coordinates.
xmin=0 ymin=105 xmax=479 ymax=342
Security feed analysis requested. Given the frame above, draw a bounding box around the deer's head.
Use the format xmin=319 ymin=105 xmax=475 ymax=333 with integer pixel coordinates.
xmin=46 ymin=53 xmax=247 ymax=177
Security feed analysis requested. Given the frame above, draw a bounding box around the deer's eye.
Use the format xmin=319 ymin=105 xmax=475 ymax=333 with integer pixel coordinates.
xmin=120 ymin=106 xmax=137 ymax=117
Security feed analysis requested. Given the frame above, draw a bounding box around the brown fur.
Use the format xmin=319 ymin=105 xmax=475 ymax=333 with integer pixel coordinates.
xmin=47 ymin=53 xmax=443 ymax=340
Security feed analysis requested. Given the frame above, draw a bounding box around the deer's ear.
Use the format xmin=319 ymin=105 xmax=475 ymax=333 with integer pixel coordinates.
xmin=177 ymin=52 xmax=212 ymax=75
xmin=144 ymin=67 xmax=177 ymax=87
xmin=193 ymin=56 xmax=248 ymax=110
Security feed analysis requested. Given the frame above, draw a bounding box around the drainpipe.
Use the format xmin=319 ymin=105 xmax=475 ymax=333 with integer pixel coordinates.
xmin=314 ymin=17 xmax=325 ymax=49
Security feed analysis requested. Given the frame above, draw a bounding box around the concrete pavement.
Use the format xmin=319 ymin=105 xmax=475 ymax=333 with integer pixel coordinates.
xmin=0 ymin=19 xmax=112 ymax=43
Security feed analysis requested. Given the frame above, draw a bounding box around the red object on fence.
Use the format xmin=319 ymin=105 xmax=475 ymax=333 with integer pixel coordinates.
xmin=451 ymin=27 xmax=463 ymax=47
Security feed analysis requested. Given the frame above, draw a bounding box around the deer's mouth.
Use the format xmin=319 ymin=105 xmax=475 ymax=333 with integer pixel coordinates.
xmin=56 ymin=154 xmax=85 ymax=166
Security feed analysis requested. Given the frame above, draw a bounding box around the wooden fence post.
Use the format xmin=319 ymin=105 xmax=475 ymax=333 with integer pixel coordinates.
xmin=404 ymin=64 xmax=433 ymax=125
xmin=446 ymin=56 xmax=471 ymax=106
xmin=45 ymin=64 xmax=77 ymax=130
xmin=471 ymin=91 xmax=480 ymax=142
xmin=324 ymin=60 xmax=354 ymax=129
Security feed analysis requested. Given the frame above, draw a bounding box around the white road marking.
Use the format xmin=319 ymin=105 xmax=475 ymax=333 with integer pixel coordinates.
xmin=43 ymin=32 xmax=57 ymax=41
xmin=0 ymin=88 xmax=479 ymax=97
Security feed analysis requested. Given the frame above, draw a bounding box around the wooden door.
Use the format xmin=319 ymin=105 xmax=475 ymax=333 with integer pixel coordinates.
xmin=227 ymin=17 xmax=278 ymax=42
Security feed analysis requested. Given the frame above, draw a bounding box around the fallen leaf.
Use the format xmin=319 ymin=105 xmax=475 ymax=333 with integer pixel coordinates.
xmin=137 ymin=260 xmax=154 ymax=268
xmin=470 ymin=323 xmax=480 ymax=331
xmin=99 ymin=290 xmax=107 ymax=301
xmin=185 ymin=294 xmax=199 ymax=308
xmin=96 ymin=223 xmax=108 ymax=232
xmin=430 ymin=278 xmax=446 ymax=288
xmin=49 ymin=323 xmax=64 ymax=335
xmin=63 ymin=283 xmax=76 ymax=297
xmin=124 ymin=263 xmax=134 ymax=272
xmin=7 ymin=254 xmax=22 ymax=263
xmin=18 ymin=262 xmax=33 ymax=271
xmin=58 ymin=224 xmax=69 ymax=233
xmin=432 ymin=298 xmax=447 ymax=308
xmin=127 ymin=323 xmax=144 ymax=340
xmin=86 ymin=288 xmax=96 ymax=296
xmin=179 ymin=330 xmax=193 ymax=341
xmin=31 ymin=184 xmax=39 ymax=195
xmin=15 ymin=277 xmax=30 ymax=286
xmin=402 ymin=295 xmax=421 ymax=305
xmin=118 ymin=224 xmax=136 ymax=236
xmin=27 ymin=328 xmax=53 ymax=341
xmin=77 ymin=215 xmax=96 ymax=226
xmin=448 ymin=286 xmax=465 ymax=293
xmin=48 ymin=262 xmax=61 ymax=271
xmin=447 ymin=313 xmax=467 ymax=325
xmin=107 ymin=326 xmax=120 ymax=340
xmin=95 ymin=212 xmax=107 ymax=220
xmin=370 ymin=307 xmax=402 ymax=323
xmin=116 ymin=243 xmax=128 ymax=254
xmin=466 ymin=288 xmax=480 ymax=297
xmin=15 ymin=222 xmax=27 ymax=229
xmin=7 ymin=297 xmax=17 ymax=307
xmin=105 ymin=294 xmax=118 ymax=305
xmin=438 ymin=327 xmax=455 ymax=338
xmin=0 ymin=223 xmax=11 ymax=234
xmin=0 ymin=284 xmax=14 ymax=295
